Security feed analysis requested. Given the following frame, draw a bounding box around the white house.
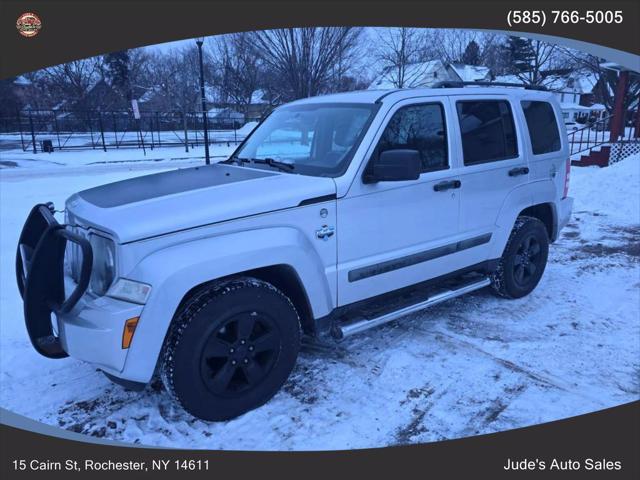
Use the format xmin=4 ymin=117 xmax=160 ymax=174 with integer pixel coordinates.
xmin=208 ymin=107 xmax=244 ymax=128
xmin=368 ymin=61 xmax=494 ymax=90
xmin=494 ymin=71 xmax=604 ymax=125
xmin=446 ymin=63 xmax=492 ymax=83
xmin=368 ymin=60 xmax=451 ymax=89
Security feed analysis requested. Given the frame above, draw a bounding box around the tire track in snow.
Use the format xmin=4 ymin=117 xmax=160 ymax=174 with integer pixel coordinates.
xmin=431 ymin=330 xmax=610 ymax=408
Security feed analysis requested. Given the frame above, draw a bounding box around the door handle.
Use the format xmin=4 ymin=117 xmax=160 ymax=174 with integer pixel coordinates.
xmin=433 ymin=180 xmax=461 ymax=192
xmin=508 ymin=167 xmax=529 ymax=177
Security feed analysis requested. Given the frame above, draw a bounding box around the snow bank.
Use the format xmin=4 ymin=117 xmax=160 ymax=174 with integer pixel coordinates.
xmin=570 ymin=153 xmax=640 ymax=224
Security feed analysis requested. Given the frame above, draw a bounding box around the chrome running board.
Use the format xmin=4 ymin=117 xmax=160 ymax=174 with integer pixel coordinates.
xmin=334 ymin=277 xmax=491 ymax=339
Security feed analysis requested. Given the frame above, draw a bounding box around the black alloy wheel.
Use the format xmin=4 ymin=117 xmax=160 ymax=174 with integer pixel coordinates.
xmin=200 ymin=312 xmax=281 ymax=396
xmin=512 ymin=234 xmax=542 ymax=288
xmin=161 ymin=277 xmax=300 ymax=421
xmin=491 ymin=216 xmax=549 ymax=299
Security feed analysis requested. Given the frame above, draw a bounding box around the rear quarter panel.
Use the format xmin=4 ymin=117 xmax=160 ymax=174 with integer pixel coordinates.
xmin=489 ymin=93 xmax=568 ymax=257
xmin=525 ymin=96 xmax=568 ymax=199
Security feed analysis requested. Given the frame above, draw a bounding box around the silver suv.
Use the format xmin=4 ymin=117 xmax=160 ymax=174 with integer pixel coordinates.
xmin=17 ymin=83 xmax=573 ymax=420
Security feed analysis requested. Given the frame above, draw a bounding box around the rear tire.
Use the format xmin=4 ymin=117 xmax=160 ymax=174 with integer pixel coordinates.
xmin=491 ymin=216 xmax=549 ymax=299
xmin=161 ymin=277 xmax=300 ymax=421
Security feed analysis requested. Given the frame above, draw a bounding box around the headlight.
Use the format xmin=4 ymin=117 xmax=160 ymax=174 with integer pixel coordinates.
xmin=89 ymin=233 xmax=116 ymax=296
xmin=107 ymin=278 xmax=152 ymax=305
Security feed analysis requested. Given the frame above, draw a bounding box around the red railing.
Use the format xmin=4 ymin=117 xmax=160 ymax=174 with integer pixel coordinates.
xmin=567 ymin=115 xmax=613 ymax=157
xmin=568 ymin=113 xmax=638 ymax=158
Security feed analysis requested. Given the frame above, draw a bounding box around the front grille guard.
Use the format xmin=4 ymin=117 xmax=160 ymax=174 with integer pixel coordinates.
xmin=16 ymin=204 xmax=93 ymax=358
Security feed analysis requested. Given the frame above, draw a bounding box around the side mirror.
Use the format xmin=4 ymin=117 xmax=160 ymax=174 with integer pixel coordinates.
xmin=363 ymin=149 xmax=421 ymax=183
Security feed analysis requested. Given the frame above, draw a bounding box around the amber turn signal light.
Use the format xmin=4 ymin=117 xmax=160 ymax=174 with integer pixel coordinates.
xmin=122 ymin=317 xmax=139 ymax=349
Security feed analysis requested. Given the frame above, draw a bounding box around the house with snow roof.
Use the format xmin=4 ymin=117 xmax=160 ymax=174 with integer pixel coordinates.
xmin=207 ymin=107 xmax=245 ymax=128
xmin=368 ymin=60 xmax=452 ymax=89
xmin=368 ymin=61 xmax=493 ymax=90
xmin=245 ymin=89 xmax=276 ymax=118
xmin=494 ymin=71 xmax=606 ymax=125
xmin=446 ymin=63 xmax=492 ymax=83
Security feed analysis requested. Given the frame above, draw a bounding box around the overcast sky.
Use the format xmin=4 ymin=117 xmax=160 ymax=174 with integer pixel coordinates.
xmin=144 ymin=38 xmax=193 ymax=53
xmin=143 ymin=28 xmax=379 ymax=54
xmin=143 ymin=29 xmax=381 ymax=80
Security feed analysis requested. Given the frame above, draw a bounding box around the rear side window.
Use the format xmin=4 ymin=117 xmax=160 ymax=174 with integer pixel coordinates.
xmin=521 ymin=101 xmax=561 ymax=155
xmin=456 ymin=100 xmax=518 ymax=165
xmin=377 ymin=103 xmax=448 ymax=173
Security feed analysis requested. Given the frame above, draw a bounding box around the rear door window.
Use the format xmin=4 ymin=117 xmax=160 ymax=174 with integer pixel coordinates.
xmin=377 ymin=103 xmax=448 ymax=173
xmin=521 ymin=101 xmax=561 ymax=154
xmin=456 ymin=100 xmax=518 ymax=165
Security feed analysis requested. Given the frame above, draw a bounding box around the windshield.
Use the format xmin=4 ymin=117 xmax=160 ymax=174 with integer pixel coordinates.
xmin=232 ymin=102 xmax=378 ymax=177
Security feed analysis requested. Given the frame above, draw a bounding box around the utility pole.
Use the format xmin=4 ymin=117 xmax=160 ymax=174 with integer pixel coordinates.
xmin=196 ymin=38 xmax=211 ymax=165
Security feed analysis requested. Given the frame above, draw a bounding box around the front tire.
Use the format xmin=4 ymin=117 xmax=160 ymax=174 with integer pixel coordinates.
xmin=491 ymin=216 xmax=549 ymax=299
xmin=161 ymin=277 xmax=300 ymax=421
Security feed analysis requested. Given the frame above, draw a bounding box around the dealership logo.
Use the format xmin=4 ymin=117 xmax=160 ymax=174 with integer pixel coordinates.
xmin=16 ymin=12 xmax=42 ymax=38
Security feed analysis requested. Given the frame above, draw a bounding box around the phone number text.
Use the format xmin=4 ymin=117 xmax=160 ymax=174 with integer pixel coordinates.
xmin=507 ymin=10 xmax=623 ymax=28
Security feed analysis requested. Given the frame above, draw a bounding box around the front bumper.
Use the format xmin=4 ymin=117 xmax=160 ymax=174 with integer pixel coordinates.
xmin=16 ymin=204 xmax=145 ymax=380
xmin=56 ymin=289 xmax=143 ymax=374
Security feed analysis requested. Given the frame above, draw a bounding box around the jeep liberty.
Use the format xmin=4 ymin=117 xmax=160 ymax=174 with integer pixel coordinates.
xmin=16 ymin=83 xmax=573 ymax=420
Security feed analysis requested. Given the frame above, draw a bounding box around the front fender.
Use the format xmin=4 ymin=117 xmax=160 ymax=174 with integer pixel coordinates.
xmin=120 ymin=227 xmax=333 ymax=383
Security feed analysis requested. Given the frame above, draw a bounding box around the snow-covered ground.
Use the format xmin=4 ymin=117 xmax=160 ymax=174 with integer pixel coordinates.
xmin=0 ymin=124 xmax=257 ymax=159
xmin=0 ymin=124 xmax=259 ymax=169
xmin=0 ymin=143 xmax=236 ymax=169
xmin=0 ymin=149 xmax=638 ymax=450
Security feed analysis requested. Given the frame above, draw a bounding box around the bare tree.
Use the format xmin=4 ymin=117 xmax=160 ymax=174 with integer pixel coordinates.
xmin=0 ymin=77 xmax=24 ymax=114
xmin=480 ymin=35 xmax=512 ymax=76
xmin=146 ymin=48 xmax=201 ymax=114
xmin=559 ymin=49 xmax=640 ymax=113
xmin=373 ymin=28 xmax=429 ymax=88
xmin=9 ymin=70 xmax=53 ymax=111
xmin=519 ymin=40 xmax=558 ymax=86
xmin=41 ymin=57 xmax=102 ymax=110
xmin=249 ymin=27 xmax=363 ymax=100
xmin=424 ymin=30 xmax=503 ymax=65
xmin=425 ymin=29 xmax=473 ymax=64
xmin=209 ymin=33 xmax=265 ymax=112
xmin=127 ymin=48 xmax=153 ymax=95
xmin=329 ymin=30 xmax=368 ymax=92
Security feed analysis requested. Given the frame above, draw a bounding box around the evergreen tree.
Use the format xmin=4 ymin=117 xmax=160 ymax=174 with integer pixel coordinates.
xmin=461 ymin=40 xmax=481 ymax=65
xmin=103 ymin=50 xmax=131 ymax=101
xmin=503 ymin=36 xmax=535 ymax=75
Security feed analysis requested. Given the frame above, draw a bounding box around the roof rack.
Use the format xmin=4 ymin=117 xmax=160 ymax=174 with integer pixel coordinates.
xmin=432 ymin=81 xmax=548 ymax=91
xmin=375 ymin=89 xmax=403 ymax=103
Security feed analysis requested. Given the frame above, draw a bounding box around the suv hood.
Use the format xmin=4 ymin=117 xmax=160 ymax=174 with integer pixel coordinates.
xmin=66 ymin=163 xmax=336 ymax=243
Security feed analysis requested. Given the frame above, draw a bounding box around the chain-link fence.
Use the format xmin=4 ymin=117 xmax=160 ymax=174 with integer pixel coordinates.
xmin=0 ymin=109 xmax=265 ymax=153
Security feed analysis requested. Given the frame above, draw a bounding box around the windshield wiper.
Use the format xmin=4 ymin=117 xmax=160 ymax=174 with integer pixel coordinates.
xmin=221 ymin=156 xmax=295 ymax=173
xmin=220 ymin=154 xmax=248 ymax=166
xmin=252 ymin=157 xmax=295 ymax=172
xmin=231 ymin=157 xmax=295 ymax=172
